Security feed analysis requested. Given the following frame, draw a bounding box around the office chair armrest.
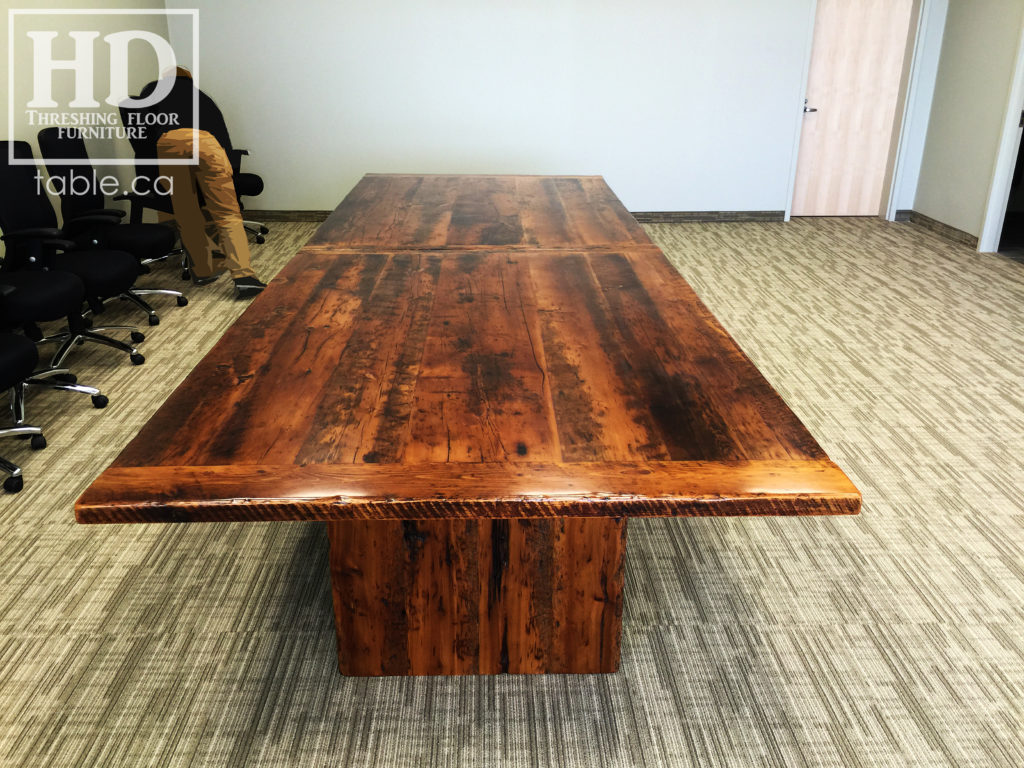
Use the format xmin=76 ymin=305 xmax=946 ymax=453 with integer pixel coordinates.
xmin=1 ymin=227 xmax=75 ymax=252
xmin=71 ymin=208 xmax=126 ymax=221
xmin=226 ymin=148 xmax=250 ymax=174
xmin=68 ymin=214 xmax=128 ymax=227
xmin=1 ymin=227 xmax=63 ymax=242
xmin=112 ymin=191 xmax=166 ymax=203
xmin=113 ymin=190 xmax=170 ymax=203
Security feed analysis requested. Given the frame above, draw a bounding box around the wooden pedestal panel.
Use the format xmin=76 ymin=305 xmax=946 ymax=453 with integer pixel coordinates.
xmin=327 ymin=517 xmax=627 ymax=675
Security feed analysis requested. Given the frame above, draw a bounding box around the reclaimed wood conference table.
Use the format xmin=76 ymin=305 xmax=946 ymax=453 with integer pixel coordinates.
xmin=76 ymin=174 xmax=860 ymax=676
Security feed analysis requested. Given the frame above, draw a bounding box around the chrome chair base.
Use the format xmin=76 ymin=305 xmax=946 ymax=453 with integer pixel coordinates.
xmin=22 ymin=367 xmax=103 ymax=413
xmin=0 ymin=424 xmax=44 ymax=493
xmin=244 ymin=220 xmax=269 ymax=244
xmin=38 ymin=326 xmax=144 ymax=369
xmin=141 ymin=247 xmax=184 ymax=268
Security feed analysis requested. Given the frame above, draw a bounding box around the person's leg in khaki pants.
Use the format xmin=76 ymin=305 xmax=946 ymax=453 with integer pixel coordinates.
xmin=156 ymin=212 xmax=218 ymax=264
xmin=157 ymin=128 xmax=259 ymax=285
xmin=158 ymin=130 xmax=216 ymax=278
xmin=192 ymin=131 xmax=255 ymax=279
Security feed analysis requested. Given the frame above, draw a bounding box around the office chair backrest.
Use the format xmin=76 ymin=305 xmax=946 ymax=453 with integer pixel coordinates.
xmin=197 ymin=91 xmax=234 ymax=160
xmin=37 ymin=127 xmax=105 ymax=222
xmin=0 ymin=141 xmax=61 ymax=269
xmin=117 ymin=102 xmax=160 ymax=181
xmin=36 ymin=126 xmax=105 ymax=222
xmin=0 ymin=141 xmax=59 ymax=233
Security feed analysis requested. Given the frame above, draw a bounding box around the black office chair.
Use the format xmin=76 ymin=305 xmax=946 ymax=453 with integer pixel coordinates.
xmin=119 ymin=81 xmax=270 ymax=251
xmin=196 ymin=95 xmax=270 ymax=244
xmin=37 ymin=127 xmax=189 ymax=325
xmin=0 ymin=141 xmax=146 ymax=365
xmin=0 ymin=332 xmax=47 ymax=493
xmin=0 ymin=281 xmax=111 ymax=405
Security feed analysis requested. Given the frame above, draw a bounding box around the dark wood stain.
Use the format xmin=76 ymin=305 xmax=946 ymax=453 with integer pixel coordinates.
xmin=310 ymin=175 xmax=652 ymax=251
xmin=328 ymin=516 xmax=625 ymax=675
xmin=78 ymin=174 xmax=859 ymax=676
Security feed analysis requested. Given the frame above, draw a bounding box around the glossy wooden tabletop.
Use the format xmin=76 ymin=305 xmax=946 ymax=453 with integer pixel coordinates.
xmin=77 ymin=175 xmax=859 ymax=523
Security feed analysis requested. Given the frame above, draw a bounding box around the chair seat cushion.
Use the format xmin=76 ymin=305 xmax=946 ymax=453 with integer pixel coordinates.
xmin=51 ymin=250 xmax=138 ymax=298
xmin=234 ymin=172 xmax=263 ymax=198
xmin=0 ymin=333 xmax=39 ymax=389
xmin=79 ymin=223 xmax=176 ymax=263
xmin=0 ymin=270 xmax=85 ymax=324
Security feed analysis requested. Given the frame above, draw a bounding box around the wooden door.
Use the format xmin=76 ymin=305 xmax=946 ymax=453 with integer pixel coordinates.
xmin=792 ymin=0 xmax=915 ymax=216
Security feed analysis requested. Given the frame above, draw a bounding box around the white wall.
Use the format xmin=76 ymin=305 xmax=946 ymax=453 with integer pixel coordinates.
xmin=166 ymin=0 xmax=816 ymax=212
xmin=915 ymin=0 xmax=1024 ymax=237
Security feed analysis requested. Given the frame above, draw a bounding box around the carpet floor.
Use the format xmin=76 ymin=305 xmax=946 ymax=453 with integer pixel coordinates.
xmin=0 ymin=217 xmax=1022 ymax=767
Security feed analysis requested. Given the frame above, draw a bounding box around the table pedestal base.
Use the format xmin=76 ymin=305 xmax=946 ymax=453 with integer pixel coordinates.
xmin=327 ymin=517 xmax=627 ymax=675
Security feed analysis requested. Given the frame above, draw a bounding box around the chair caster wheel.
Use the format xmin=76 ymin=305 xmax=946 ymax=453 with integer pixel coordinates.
xmin=130 ymin=331 xmax=146 ymax=343
xmin=147 ymin=315 xmax=160 ymax=326
xmin=30 ymin=435 xmax=46 ymax=451
xmin=259 ymin=225 xmax=269 ymax=235
xmin=181 ymin=270 xmax=191 ymax=281
xmin=176 ymin=296 xmax=189 ymax=307
xmin=91 ymin=394 xmax=109 ymax=409
xmin=130 ymin=353 xmax=145 ymax=365
xmin=255 ymin=236 xmax=265 ymax=244
xmin=3 ymin=475 xmax=23 ymax=493
xmin=82 ymin=317 xmax=93 ymax=329
xmin=54 ymin=373 xmax=77 ymax=384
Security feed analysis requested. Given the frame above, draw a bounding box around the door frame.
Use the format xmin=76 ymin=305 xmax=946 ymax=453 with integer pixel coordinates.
xmin=884 ymin=0 xmax=943 ymax=221
xmin=978 ymin=17 xmax=1024 ymax=253
xmin=783 ymin=0 xmax=818 ymax=222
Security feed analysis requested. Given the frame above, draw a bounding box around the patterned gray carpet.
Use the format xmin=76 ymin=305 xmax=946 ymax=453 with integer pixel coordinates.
xmin=1 ymin=217 xmax=1022 ymax=767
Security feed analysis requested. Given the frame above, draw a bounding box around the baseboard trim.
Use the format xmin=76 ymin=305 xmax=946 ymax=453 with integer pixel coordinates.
xmin=251 ymin=209 xmax=790 ymax=225
xmin=631 ymin=211 xmax=785 ymax=223
xmin=907 ymin=211 xmax=978 ymax=248
xmin=246 ymin=210 xmax=332 ymax=222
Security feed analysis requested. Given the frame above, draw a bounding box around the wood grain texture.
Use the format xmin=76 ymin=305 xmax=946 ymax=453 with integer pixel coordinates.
xmin=308 ymin=175 xmax=653 ymax=250
xmin=75 ymin=174 xmax=859 ymax=676
xmin=75 ymin=460 xmax=860 ymax=524
xmin=77 ymin=174 xmax=859 ymax=518
xmin=88 ymin=247 xmax=834 ymax=478
xmin=328 ymin=516 xmax=626 ymax=675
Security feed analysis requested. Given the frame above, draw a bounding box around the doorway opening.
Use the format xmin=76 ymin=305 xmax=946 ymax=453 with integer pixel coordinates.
xmin=998 ymin=130 xmax=1024 ymax=252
